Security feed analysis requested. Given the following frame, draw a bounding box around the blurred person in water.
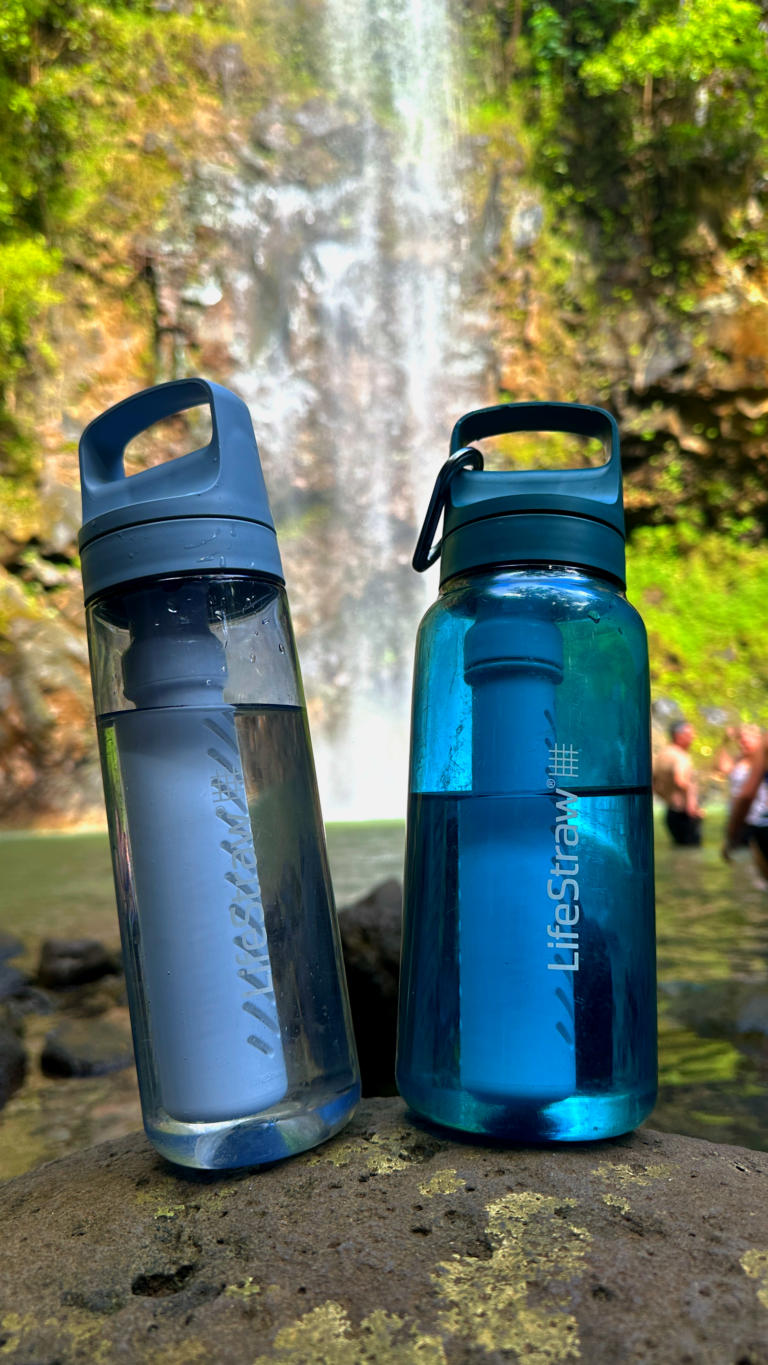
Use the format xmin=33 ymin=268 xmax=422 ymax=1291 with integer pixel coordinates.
xmin=653 ymin=720 xmax=706 ymax=846
xmin=723 ymin=724 xmax=768 ymax=884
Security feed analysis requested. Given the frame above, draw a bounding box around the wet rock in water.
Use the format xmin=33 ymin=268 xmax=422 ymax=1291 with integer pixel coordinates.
xmin=0 ymin=1023 xmax=26 ymax=1107
xmin=738 ymin=992 xmax=768 ymax=1038
xmin=0 ymin=932 xmax=24 ymax=963
xmin=0 ymin=964 xmax=31 ymax=1001
xmin=41 ymin=1019 xmax=134 ymax=1078
xmin=37 ymin=937 xmax=117 ymax=989
xmin=338 ymin=879 xmax=402 ymax=1097
xmin=4 ymin=986 xmax=55 ymax=1023
xmin=1 ymin=1099 xmax=767 ymax=1364
xmin=58 ymin=976 xmax=129 ymax=1018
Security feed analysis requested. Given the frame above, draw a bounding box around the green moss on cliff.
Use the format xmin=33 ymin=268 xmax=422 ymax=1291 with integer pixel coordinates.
xmin=0 ymin=0 xmax=305 ymax=457
xmin=627 ymin=526 xmax=768 ymax=734
xmin=464 ymin=0 xmax=768 ymax=736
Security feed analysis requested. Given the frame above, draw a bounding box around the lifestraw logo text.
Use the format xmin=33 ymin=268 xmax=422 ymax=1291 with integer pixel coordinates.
xmin=205 ymin=717 xmax=278 ymax=1057
xmin=547 ymin=786 xmax=580 ymax=972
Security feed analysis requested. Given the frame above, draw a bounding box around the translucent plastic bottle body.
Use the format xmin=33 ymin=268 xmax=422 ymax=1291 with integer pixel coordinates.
xmin=88 ymin=574 xmax=359 ymax=1168
xmin=396 ymin=566 xmax=657 ymax=1142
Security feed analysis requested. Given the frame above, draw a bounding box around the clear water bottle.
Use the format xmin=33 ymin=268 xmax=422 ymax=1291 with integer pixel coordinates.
xmin=79 ymin=378 xmax=359 ymax=1169
xmin=397 ymin=402 xmax=657 ymax=1142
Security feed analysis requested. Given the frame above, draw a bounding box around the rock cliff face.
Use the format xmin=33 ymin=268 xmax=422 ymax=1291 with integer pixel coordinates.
xmin=1 ymin=1098 xmax=768 ymax=1363
xmin=2 ymin=11 xmax=768 ymax=824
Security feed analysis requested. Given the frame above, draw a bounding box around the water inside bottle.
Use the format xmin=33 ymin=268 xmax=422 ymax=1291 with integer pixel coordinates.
xmin=98 ymin=704 xmax=357 ymax=1131
xmin=398 ymin=788 xmax=656 ymax=1139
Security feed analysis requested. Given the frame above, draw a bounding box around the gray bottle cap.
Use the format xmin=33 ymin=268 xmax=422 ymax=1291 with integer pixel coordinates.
xmin=413 ymin=402 xmax=626 ymax=587
xmin=78 ymin=378 xmax=283 ymax=602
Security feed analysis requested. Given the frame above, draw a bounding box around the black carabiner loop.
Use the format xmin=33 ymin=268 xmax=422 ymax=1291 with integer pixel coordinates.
xmin=412 ymin=446 xmax=484 ymax=573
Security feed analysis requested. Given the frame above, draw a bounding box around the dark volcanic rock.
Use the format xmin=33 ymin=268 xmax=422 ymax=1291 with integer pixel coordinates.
xmin=1 ymin=1099 xmax=768 ymax=1363
xmin=338 ymin=879 xmax=402 ymax=1097
xmin=0 ymin=932 xmax=24 ymax=963
xmin=0 ymin=964 xmax=30 ymax=1001
xmin=0 ymin=1023 xmax=26 ymax=1107
xmin=41 ymin=1019 xmax=134 ymax=1077
xmin=4 ymin=985 xmax=54 ymax=1021
xmin=38 ymin=937 xmax=116 ymax=989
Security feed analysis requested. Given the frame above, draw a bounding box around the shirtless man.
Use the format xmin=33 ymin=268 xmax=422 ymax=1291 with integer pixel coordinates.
xmin=653 ymin=720 xmax=705 ymax=846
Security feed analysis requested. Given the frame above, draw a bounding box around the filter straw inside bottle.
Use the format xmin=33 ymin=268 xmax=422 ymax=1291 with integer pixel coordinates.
xmin=459 ymin=611 xmax=577 ymax=1105
xmin=114 ymin=583 xmax=288 ymax=1124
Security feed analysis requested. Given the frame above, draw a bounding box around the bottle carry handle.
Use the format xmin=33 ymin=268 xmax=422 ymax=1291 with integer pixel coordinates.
xmin=413 ymin=402 xmax=622 ymax=573
xmin=412 ymin=446 xmax=484 ymax=572
xmin=79 ymin=378 xmax=263 ymax=526
xmin=450 ymin=401 xmax=620 ymax=459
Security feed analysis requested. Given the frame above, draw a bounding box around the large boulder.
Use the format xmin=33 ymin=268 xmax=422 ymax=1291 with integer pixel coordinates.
xmin=0 ymin=1098 xmax=767 ymax=1363
xmin=338 ymin=879 xmax=402 ymax=1096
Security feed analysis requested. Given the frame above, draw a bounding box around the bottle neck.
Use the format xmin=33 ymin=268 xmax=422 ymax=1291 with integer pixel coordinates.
xmin=439 ymin=562 xmax=626 ymax=600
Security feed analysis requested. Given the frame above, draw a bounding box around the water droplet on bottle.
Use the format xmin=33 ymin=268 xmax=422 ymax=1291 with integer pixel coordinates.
xmin=588 ymin=610 xmax=600 ymax=623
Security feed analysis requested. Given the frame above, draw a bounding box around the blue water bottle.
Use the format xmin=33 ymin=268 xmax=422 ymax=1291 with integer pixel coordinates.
xmin=396 ymin=402 xmax=657 ymax=1141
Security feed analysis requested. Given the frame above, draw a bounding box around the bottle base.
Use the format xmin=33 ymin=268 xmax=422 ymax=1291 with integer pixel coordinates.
xmin=143 ymin=1080 xmax=361 ymax=1170
xmin=398 ymin=1076 xmax=657 ymax=1143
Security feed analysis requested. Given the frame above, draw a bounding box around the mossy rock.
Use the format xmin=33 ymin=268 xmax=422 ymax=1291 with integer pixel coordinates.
xmin=0 ymin=1098 xmax=767 ymax=1362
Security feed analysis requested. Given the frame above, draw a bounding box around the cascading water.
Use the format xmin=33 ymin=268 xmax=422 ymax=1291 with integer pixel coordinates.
xmin=223 ymin=0 xmax=490 ymax=819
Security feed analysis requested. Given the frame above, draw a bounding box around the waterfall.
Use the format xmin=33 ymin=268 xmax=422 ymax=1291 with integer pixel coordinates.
xmin=226 ymin=0 xmax=489 ymax=819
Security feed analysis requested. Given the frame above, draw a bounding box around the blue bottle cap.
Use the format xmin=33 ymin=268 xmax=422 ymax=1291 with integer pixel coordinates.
xmin=78 ymin=378 xmax=283 ymax=603
xmin=413 ymin=402 xmax=626 ymax=587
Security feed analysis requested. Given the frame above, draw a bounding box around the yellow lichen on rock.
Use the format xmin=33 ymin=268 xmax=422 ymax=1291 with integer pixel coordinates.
xmin=252 ymin=1302 xmax=447 ymax=1365
xmin=308 ymin=1129 xmax=415 ymax=1174
xmin=419 ymin=1169 xmax=465 ymax=1198
xmin=226 ymin=1278 xmax=262 ymax=1300
xmin=601 ymin=1192 xmax=631 ymax=1214
xmin=741 ymin=1249 xmax=768 ymax=1308
xmin=592 ymin=1161 xmax=675 ymax=1188
xmin=59 ymin=1315 xmax=112 ymax=1365
xmin=137 ymin=1341 xmax=209 ymax=1365
xmin=433 ymin=1191 xmax=589 ymax=1362
xmin=0 ymin=1315 xmax=35 ymax=1357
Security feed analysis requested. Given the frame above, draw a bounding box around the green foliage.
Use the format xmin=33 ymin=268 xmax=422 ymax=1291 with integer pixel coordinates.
xmin=627 ymin=524 xmax=768 ymax=728
xmin=0 ymin=237 xmax=60 ymax=375
xmin=0 ymin=0 xmax=240 ymax=447
xmin=505 ymin=0 xmax=768 ymax=270
xmin=582 ymin=0 xmax=768 ymax=93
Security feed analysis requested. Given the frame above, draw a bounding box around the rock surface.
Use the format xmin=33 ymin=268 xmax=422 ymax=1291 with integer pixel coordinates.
xmin=1 ymin=1098 xmax=767 ymax=1363
xmin=41 ymin=1018 xmax=134 ymax=1078
xmin=338 ymin=879 xmax=402 ymax=1097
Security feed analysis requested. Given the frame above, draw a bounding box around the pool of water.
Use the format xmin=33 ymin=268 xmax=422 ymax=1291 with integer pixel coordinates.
xmin=0 ymin=813 xmax=766 ymax=1181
